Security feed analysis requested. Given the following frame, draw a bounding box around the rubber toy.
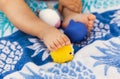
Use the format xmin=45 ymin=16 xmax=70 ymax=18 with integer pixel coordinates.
xmin=39 ymin=8 xmax=61 ymax=28
xmin=64 ymin=20 xmax=87 ymax=43
xmin=50 ymin=45 xmax=74 ymax=63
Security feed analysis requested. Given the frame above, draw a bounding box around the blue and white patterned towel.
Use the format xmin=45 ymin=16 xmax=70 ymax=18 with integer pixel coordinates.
xmin=0 ymin=0 xmax=120 ymax=79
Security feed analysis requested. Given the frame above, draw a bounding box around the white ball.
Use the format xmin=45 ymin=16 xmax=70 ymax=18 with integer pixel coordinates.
xmin=39 ymin=9 xmax=61 ymax=28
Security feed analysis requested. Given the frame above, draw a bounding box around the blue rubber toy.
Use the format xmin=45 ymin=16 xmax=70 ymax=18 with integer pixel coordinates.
xmin=64 ymin=20 xmax=87 ymax=43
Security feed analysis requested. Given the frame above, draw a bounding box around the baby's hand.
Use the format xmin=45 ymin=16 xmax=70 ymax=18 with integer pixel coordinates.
xmin=41 ymin=27 xmax=71 ymax=51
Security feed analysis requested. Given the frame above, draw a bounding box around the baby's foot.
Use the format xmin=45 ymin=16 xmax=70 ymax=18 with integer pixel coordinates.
xmin=62 ymin=13 xmax=96 ymax=31
xmin=40 ymin=27 xmax=71 ymax=52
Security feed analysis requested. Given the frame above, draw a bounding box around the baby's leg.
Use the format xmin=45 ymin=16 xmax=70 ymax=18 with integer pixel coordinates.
xmin=38 ymin=1 xmax=71 ymax=51
xmin=0 ymin=0 xmax=70 ymax=52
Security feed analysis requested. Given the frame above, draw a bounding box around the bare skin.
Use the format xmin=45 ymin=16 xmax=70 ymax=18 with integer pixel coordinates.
xmin=0 ymin=0 xmax=95 ymax=52
xmin=59 ymin=0 xmax=96 ymax=31
xmin=62 ymin=8 xmax=96 ymax=32
xmin=0 ymin=0 xmax=71 ymax=52
xmin=58 ymin=0 xmax=82 ymax=13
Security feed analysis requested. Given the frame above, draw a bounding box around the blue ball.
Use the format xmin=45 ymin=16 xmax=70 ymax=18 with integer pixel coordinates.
xmin=64 ymin=20 xmax=87 ymax=43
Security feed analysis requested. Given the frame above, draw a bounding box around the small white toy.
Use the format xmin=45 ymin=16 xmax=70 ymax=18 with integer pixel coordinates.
xmin=39 ymin=8 xmax=61 ymax=28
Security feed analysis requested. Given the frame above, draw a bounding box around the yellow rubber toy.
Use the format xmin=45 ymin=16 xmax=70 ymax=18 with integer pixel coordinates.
xmin=50 ymin=45 xmax=74 ymax=63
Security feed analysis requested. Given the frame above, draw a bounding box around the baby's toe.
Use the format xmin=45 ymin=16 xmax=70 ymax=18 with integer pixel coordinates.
xmin=50 ymin=43 xmax=58 ymax=51
xmin=88 ymin=14 xmax=96 ymax=20
xmin=61 ymin=35 xmax=71 ymax=45
xmin=54 ymin=40 xmax=62 ymax=48
xmin=89 ymin=20 xmax=94 ymax=26
xmin=87 ymin=20 xmax=94 ymax=31
xmin=87 ymin=14 xmax=96 ymax=31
